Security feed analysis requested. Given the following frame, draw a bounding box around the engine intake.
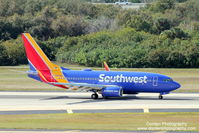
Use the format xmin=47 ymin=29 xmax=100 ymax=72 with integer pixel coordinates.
xmin=102 ymin=87 xmax=123 ymax=98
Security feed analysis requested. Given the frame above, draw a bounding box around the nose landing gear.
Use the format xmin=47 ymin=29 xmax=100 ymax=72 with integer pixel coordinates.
xmin=159 ymin=92 xmax=169 ymax=99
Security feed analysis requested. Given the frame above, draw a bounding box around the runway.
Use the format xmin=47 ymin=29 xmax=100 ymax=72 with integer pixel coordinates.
xmin=0 ymin=91 xmax=199 ymax=114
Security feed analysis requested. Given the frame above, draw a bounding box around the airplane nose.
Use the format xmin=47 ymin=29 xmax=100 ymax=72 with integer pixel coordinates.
xmin=173 ymin=81 xmax=181 ymax=89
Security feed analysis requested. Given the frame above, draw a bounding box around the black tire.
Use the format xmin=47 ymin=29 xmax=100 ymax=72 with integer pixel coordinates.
xmin=91 ymin=94 xmax=98 ymax=99
xmin=159 ymin=95 xmax=163 ymax=99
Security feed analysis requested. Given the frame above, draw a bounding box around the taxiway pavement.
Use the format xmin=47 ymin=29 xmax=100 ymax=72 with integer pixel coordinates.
xmin=0 ymin=92 xmax=199 ymax=114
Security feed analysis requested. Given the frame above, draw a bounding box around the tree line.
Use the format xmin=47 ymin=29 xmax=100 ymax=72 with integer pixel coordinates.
xmin=0 ymin=0 xmax=199 ymax=67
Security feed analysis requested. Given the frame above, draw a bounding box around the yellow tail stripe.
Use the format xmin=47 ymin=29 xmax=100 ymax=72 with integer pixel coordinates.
xmin=51 ymin=64 xmax=69 ymax=83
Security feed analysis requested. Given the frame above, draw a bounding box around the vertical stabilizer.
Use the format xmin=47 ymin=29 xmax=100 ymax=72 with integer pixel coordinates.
xmin=22 ymin=33 xmax=68 ymax=88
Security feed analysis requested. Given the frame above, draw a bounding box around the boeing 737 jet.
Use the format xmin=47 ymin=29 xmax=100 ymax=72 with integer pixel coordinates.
xmin=22 ymin=33 xmax=181 ymax=99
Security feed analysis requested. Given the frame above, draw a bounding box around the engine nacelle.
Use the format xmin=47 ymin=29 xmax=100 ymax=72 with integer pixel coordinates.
xmin=102 ymin=87 xmax=123 ymax=98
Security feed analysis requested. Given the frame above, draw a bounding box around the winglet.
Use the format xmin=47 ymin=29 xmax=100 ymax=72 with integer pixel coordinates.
xmin=104 ymin=61 xmax=110 ymax=71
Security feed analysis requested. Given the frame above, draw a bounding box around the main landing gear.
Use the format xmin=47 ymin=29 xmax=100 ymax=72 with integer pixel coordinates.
xmin=91 ymin=93 xmax=98 ymax=99
xmin=159 ymin=95 xmax=163 ymax=99
xmin=90 ymin=89 xmax=99 ymax=99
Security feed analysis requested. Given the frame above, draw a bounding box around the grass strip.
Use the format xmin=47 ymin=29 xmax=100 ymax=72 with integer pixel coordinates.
xmin=0 ymin=112 xmax=198 ymax=131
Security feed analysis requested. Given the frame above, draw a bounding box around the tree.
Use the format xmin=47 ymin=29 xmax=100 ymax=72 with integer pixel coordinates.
xmin=40 ymin=36 xmax=68 ymax=61
xmin=147 ymin=49 xmax=170 ymax=67
xmin=153 ymin=18 xmax=171 ymax=34
xmin=0 ymin=20 xmax=12 ymax=40
xmin=127 ymin=15 xmax=152 ymax=32
xmin=51 ymin=16 xmax=88 ymax=37
xmin=0 ymin=44 xmax=8 ymax=66
xmin=167 ymin=51 xmax=186 ymax=68
xmin=86 ymin=16 xmax=116 ymax=33
xmin=162 ymin=28 xmax=188 ymax=39
xmin=186 ymin=0 xmax=199 ymax=21
xmin=176 ymin=0 xmax=187 ymax=2
xmin=1 ymin=37 xmax=27 ymax=65
xmin=150 ymin=0 xmax=175 ymax=12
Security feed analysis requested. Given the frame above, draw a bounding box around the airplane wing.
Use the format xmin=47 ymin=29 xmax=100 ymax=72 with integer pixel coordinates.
xmin=51 ymin=82 xmax=119 ymax=90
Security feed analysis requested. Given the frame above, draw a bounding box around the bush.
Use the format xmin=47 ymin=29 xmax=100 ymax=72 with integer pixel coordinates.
xmin=1 ymin=37 xmax=27 ymax=65
xmin=39 ymin=36 xmax=68 ymax=61
xmin=161 ymin=28 xmax=188 ymax=39
xmin=149 ymin=0 xmax=175 ymax=12
xmin=0 ymin=0 xmax=199 ymax=68
xmin=51 ymin=16 xmax=88 ymax=37
xmin=56 ymin=28 xmax=199 ymax=68
xmin=0 ymin=44 xmax=8 ymax=66
xmin=126 ymin=14 xmax=153 ymax=32
xmin=153 ymin=18 xmax=172 ymax=34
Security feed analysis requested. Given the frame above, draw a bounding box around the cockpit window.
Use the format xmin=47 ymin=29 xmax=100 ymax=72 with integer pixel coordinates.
xmin=164 ymin=78 xmax=173 ymax=82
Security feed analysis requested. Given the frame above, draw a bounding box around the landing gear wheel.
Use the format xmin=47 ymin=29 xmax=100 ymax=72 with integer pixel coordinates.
xmin=91 ymin=94 xmax=98 ymax=99
xmin=159 ymin=95 xmax=163 ymax=99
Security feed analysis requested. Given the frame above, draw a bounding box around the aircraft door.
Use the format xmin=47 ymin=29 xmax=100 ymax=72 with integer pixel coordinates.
xmin=153 ymin=77 xmax=158 ymax=86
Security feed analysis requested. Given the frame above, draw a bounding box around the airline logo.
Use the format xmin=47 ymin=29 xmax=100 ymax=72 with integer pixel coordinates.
xmin=99 ymin=74 xmax=147 ymax=83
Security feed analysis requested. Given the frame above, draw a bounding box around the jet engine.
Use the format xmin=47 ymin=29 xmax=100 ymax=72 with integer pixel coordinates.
xmin=102 ymin=87 xmax=123 ymax=98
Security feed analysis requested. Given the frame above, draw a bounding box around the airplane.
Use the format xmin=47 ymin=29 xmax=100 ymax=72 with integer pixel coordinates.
xmin=22 ymin=33 xmax=181 ymax=100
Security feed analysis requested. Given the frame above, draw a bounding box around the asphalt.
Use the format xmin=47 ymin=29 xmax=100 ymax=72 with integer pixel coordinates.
xmin=0 ymin=91 xmax=199 ymax=114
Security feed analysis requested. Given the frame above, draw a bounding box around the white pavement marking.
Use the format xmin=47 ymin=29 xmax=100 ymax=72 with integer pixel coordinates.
xmin=67 ymin=109 xmax=73 ymax=114
xmin=143 ymin=108 xmax=149 ymax=113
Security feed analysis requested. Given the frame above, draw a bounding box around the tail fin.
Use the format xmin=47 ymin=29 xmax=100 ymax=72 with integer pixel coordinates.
xmin=104 ymin=61 xmax=110 ymax=71
xmin=22 ymin=33 xmax=68 ymax=88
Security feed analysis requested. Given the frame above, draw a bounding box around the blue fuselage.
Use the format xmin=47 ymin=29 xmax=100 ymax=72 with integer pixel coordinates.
xmin=62 ymin=69 xmax=181 ymax=94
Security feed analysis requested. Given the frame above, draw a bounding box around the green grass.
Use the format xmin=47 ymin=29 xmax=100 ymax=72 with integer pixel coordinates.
xmin=0 ymin=65 xmax=199 ymax=92
xmin=0 ymin=67 xmax=61 ymax=91
xmin=0 ymin=113 xmax=198 ymax=131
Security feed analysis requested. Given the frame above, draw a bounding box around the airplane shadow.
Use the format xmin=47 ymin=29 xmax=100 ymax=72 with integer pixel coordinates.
xmin=42 ymin=95 xmax=194 ymax=105
xmin=43 ymin=96 xmax=91 ymax=100
xmin=67 ymin=96 xmax=141 ymax=105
